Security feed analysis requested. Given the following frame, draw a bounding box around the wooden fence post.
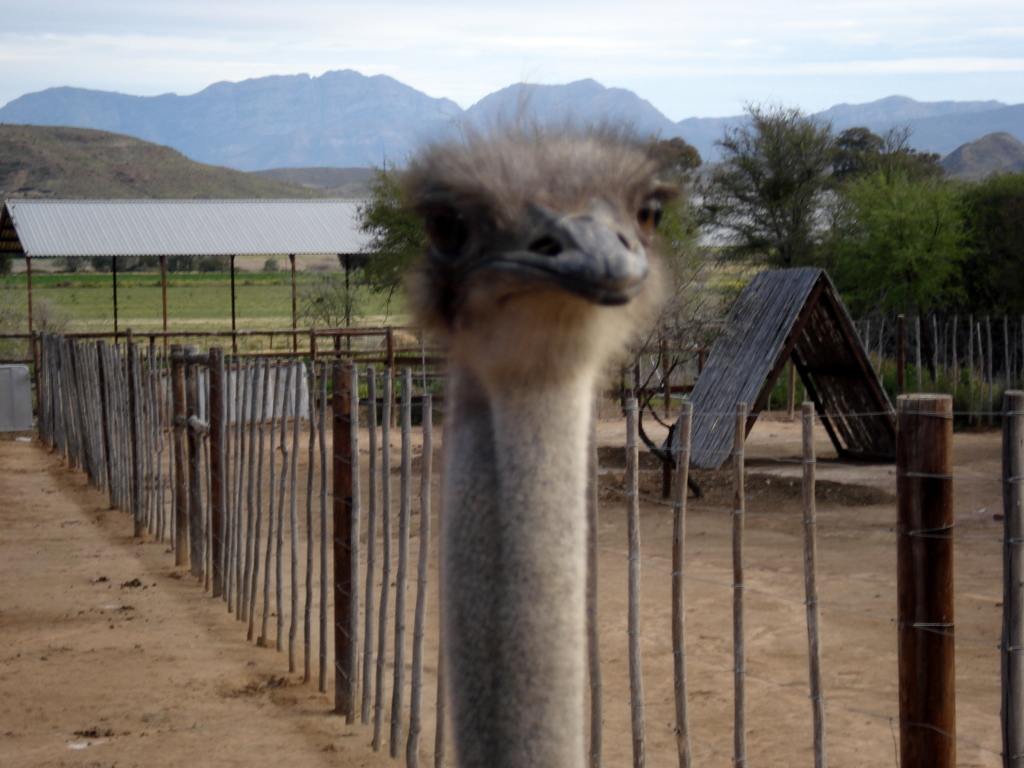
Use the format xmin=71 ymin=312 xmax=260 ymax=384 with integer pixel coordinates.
xmin=348 ymin=362 xmax=361 ymax=725
xmin=333 ymin=359 xmax=356 ymax=717
xmin=127 ymin=336 xmax=144 ymax=537
xmin=672 ymin=402 xmax=693 ymax=768
xmin=625 ymin=397 xmax=646 ymax=768
xmin=787 ymin=359 xmax=797 ymax=421
xmin=588 ymin=401 xmax=603 ymax=768
xmin=95 ymin=341 xmax=114 ymax=505
xmin=733 ymin=402 xmax=747 ymax=768
xmin=1003 ymin=390 xmax=1024 ymax=768
xmin=184 ymin=345 xmax=204 ymax=580
xmin=896 ymin=393 xmax=955 ymax=768
xmin=897 ymin=314 xmax=906 ymax=395
xmin=407 ymin=391 xmax=433 ymax=768
xmin=802 ymin=402 xmax=826 ymax=768
xmin=386 ymin=327 xmax=397 ymax=428
xmin=391 ymin=367 xmax=413 ymax=755
xmin=170 ymin=345 xmax=189 ymax=568
xmin=662 ymin=340 xmax=671 ymax=418
xmin=209 ymin=347 xmax=225 ymax=598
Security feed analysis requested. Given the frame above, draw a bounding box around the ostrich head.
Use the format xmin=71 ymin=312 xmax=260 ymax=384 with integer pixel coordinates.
xmin=406 ymin=127 xmax=675 ymax=386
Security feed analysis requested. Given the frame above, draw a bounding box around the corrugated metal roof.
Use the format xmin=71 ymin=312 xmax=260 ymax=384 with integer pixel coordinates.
xmin=1 ymin=199 xmax=372 ymax=257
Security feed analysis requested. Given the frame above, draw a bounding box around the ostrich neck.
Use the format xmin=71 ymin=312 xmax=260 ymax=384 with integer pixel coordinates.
xmin=442 ymin=362 xmax=596 ymax=768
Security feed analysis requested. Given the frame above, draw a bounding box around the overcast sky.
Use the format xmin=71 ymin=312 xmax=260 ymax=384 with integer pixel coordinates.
xmin=2 ymin=0 xmax=1022 ymax=119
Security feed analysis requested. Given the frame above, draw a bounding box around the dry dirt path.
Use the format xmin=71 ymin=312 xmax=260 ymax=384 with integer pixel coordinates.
xmin=0 ymin=436 xmax=393 ymax=768
xmin=0 ymin=415 xmax=1012 ymax=768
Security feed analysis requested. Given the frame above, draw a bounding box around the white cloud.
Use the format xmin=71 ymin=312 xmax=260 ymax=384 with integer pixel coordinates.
xmin=0 ymin=0 xmax=1022 ymax=116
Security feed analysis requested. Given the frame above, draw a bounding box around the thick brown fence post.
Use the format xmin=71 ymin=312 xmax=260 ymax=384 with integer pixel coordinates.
xmin=1003 ymin=390 xmax=1024 ymax=768
xmin=209 ymin=347 xmax=225 ymax=598
xmin=333 ymin=359 xmax=356 ymax=717
xmin=897 ymin=393 xmax=955 ymax=768
xmin=171 ymin=345 xmax=188 ymax=568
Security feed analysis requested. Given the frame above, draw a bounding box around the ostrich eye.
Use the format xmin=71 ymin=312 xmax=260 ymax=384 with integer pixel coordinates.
xmin=424 ymin=207 xmax=469 ymax=257
xmin=637 ymin=198 xmax=663 ymax=235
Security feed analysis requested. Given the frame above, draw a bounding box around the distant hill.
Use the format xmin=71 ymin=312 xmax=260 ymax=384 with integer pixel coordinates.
xmin=906 ymin=104 xmax=1024 ymax=159
xmin=1 ymin=70 xmax=1021 ymax=168
xmin=941 ymin=132 xmax=1024 ymax=179
xmin=252 ymin=167 xmax=374 ymax=197
xmin=0 ymin=70 xmax=460 ymax=171
xmin=461 ymin=79 xmax=679 ymax=137
xmin=0 ymin=124 xmax=324 ymax=201
xmin=817 ymin=95 xmax=1006 ymax=126
xmin=675 ymin=96 xmax=1020 ymax=161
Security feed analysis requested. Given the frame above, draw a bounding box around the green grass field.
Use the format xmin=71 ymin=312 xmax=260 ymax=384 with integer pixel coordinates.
xmin=3 ymin=272 xmax=405 ymax=334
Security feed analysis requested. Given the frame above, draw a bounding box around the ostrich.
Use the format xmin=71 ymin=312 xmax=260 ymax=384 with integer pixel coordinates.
xmin=406 ymin=127 xmax=674 ymax=768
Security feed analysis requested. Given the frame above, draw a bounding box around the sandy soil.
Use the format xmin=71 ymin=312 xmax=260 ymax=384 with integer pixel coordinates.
xmin=0 ymin=414 xmax=1009 ymax=768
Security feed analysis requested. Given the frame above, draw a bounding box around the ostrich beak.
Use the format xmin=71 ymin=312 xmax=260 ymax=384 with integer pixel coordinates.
xmin=486 ymin=203 xmax=649 ymax=306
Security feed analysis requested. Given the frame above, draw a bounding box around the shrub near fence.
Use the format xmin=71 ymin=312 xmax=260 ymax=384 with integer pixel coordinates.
xmin=858 ymin=314 xmax=1024 ymax=424
xmin=36 ymin=331 xmax=1024 ymax=768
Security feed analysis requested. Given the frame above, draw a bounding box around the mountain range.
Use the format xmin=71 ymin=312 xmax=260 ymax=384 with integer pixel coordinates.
xmin=1 ymin=70 xmax=1022 ymax=171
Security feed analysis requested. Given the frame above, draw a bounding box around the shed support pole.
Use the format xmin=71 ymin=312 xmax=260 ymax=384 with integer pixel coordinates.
xmin=160 ymin=256 xmax=168 ymax=343
xmin=25 ymin=255 xmax=33 ymax=337
xmin=112 ymin=257 xmax=119 ymax=337
xmin=230 ymin=255 xmax=237 ymax=353
xmin=26 ymin=255 xmax=36 ymax=392
xmin=897 ymin=393 xmax=955 ymax=768
xmin=290 ymin=254 xmax=298 ymax=353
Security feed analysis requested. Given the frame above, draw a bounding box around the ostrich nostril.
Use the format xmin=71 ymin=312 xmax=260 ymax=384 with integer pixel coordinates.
xmin=617 ymin=233 xmax=630 ymax=249
xmin=529 ymin=235 xmax=563 ymax=257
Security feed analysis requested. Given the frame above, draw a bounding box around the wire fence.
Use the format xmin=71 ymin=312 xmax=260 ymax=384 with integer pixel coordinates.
xmin=34 ymin=330 xmax=1024 ymax=768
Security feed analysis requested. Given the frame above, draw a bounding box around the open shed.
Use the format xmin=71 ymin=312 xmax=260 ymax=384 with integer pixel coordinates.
xmin=0 ymin=198 xmax=371 ymax=336
xmin=688 ymin=267 xmax=896 ymax=470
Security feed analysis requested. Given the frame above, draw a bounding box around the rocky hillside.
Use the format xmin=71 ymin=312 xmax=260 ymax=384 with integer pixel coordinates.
xmin=940 ymin=132 xmax=1024 ymax=179
xmin=0 ymin=124 xmax=323 ymax=200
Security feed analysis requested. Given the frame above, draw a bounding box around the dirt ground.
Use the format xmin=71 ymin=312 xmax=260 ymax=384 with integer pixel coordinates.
xmin=0 ymin=414 xmax=1009 ymax=768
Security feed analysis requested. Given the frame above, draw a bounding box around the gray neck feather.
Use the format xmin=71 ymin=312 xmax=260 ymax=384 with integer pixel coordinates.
xmin=442 ymin=364 xmax=595 ymax=768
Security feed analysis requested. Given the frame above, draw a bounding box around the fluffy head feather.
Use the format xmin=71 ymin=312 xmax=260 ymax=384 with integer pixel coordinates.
xmin=404 ymin=127 xmax=674 ymax=388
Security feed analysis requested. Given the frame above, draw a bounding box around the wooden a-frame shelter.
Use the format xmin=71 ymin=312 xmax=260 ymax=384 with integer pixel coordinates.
xmin=688 ymin=267 xmax=896 ymax=470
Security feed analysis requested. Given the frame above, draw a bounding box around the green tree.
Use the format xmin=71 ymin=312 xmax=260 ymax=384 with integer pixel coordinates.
xmin=831 ymin=127 xmax=886 ymax=183
xmin=826 ymin=170 xmax=964 ymax=315
xmin=700 ymin=104 xmax=834 ymax=267
xmin=359 ymin=166 xmax=426 ymax=303
xmin=647 ymin=137 xmax=702 ymax=181
xmin=957 ymin=171 xmax=1024 ymax=314
xmin=832 ymin=126 xmax=942 ymax=185
xmin=299 ymin=271 xmax=366 ymax=328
